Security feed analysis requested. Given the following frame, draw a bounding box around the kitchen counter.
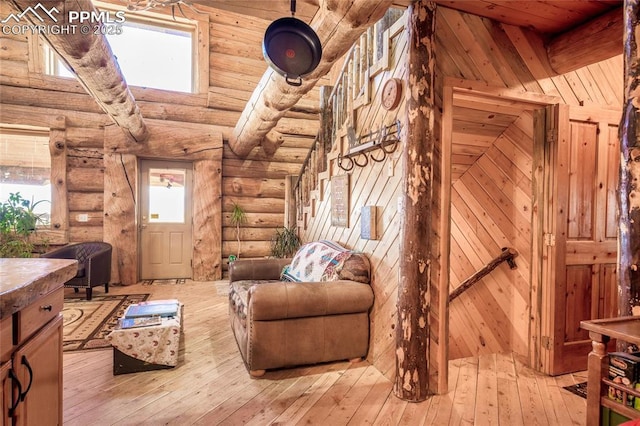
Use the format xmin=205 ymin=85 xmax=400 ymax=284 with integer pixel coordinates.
xmin=0 ymin=258 xmax=77 ymax=319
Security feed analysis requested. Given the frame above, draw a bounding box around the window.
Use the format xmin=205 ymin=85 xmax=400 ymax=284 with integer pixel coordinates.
xmin=0 ymin=127 xmax=51 ymax=226
xmin=44 ymin=9 xmax=196 ymax=93
xmin=147 ymin=167 xmax=187 ymax=223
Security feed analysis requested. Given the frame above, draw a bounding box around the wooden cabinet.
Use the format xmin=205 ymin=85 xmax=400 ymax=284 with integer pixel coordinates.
xmin=1 ymin=289 xmax=65 ymax=425
xmin=11 ymin=316 xmax=63 ymax=426
xmin=0 ymin=361 xmax=12 ymax=426
xmin=0 ymin=258 xmax=76 ymax=426
xmin=581 ymin=317 xmax=640 ymax=426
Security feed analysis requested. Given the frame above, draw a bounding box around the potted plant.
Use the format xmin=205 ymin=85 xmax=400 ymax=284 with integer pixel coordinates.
xmin=0 ymin=192 xmax=49 ymax=257
xmin=229 ymin=202 xmax=247 ymax=260
xmin=270 ymin=227 xmax=301 ymax=258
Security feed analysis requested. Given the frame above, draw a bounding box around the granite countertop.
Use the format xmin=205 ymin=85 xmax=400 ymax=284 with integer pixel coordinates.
xmin=0 ymin=258 xmax=78 ymax=319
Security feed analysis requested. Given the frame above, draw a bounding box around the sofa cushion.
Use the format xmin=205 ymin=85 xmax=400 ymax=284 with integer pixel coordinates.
xmin=283 ymin=240 xmax=352 ymax=282
xmin=337 ymin=252 xmax=370 ymax=284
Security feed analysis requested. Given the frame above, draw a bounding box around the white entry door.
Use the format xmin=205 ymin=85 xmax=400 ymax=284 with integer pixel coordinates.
xmin=139 ymin=160 xmax=193 ymax=279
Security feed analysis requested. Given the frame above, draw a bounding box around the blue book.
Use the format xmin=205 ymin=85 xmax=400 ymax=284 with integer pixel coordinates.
xmin=124 ymin=300 xmax=179 ymax=318
xmin=119 ymin=316 xmax=162 ymax=329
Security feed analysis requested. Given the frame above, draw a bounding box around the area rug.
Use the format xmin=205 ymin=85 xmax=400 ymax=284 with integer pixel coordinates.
xmin=562 ymin=381 xmax=587 ymax=399
xmin=141 ymin=279 xmax=186 ymax=285
xmin=62 ymin=294 xmax=150 ymax=352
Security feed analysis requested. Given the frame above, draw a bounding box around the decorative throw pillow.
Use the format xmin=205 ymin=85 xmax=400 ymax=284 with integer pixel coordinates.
xmin=284 ymin=240 xmax=351 ymax=282
xmin=280 ymin=265 xmax=298 ymax=282
xmin=337 ymin=252 xmax=371 ymax=283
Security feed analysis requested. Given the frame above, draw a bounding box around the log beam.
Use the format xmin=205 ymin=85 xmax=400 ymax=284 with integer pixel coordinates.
xmin=547 ymin=7 xmax=622 ymax=75
xmin=9 ymin=0 xmax=149 ymax=143
xmin=394 ymin=0 xmax=436 ymax=402
xmin=228 ymin=0 xmax=394 ymax=157
xmin=618 ymin=0 xmax=640 ymax=325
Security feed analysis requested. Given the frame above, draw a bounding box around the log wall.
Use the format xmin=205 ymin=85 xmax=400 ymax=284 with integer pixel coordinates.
xmin=0 ymin=2 xmax=323 ymax=280
xmin=301 ymin=6 xmax=623 ymax=381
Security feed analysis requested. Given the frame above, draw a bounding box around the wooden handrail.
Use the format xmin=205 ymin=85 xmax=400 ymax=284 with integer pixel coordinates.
xmin=449 ymin=247 xmax=518 ymax=302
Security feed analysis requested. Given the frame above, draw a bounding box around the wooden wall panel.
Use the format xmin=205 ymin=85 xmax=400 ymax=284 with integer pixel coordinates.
xmin=300 ymin=4 xmax=623 ymax=379
xmin=448 ymin=114 xmax=533 ymax=360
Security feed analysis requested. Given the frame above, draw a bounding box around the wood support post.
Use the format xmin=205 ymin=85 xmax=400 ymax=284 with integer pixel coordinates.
xmin=394 ymin=0 xmax=436 ymax=402
xmin=619 ymin=0 xmax=640 ymax=325
xmin=228 ymin=0 xmax=394 ymax=157
xmin=547 ymin=7 xmax=622 ymax=75
xmin=9 ymin=0 xmax=149 ymax=143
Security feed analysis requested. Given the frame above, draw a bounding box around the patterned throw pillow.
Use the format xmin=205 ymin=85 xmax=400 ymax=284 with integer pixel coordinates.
xmin=282 ymin=240 xmax=352 ymax=282
xmin=280 ymin=265 xmax=298 ymax=282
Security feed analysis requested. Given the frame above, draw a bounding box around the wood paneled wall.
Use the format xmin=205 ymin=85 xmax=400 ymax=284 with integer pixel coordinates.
xmin=301 ymin=5 xmax=623 ymax=381
xmin=449 ymin=113 xmax=533 ymax=360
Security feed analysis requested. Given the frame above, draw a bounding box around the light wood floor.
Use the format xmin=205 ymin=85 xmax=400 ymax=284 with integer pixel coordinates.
xmin=63 ymin=280 xmax=587 ymax=425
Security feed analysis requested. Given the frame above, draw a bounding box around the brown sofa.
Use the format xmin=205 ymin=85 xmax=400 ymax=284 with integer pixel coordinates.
xmin=228 ymin=241 xmax=373 ymax=377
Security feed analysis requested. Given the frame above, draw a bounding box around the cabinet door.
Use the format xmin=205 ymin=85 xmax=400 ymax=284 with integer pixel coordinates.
xmin=0 ymin=361 xmax=12 ymax=426
xmin=12 ymin=315 xmax=63 ymax=426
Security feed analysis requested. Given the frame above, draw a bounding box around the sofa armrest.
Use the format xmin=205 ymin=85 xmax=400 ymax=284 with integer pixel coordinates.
xmin=249 ymin=280 xmax=374 ymax=321
xmin=86 ymin=246 xmax=112 ymax=285
xmin=229 ymin=258 xmax=292 ymax=282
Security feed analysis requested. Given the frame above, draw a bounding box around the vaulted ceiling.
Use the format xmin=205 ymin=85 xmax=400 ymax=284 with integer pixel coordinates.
xmin=7 ymin=0 xmax=623 ymax=162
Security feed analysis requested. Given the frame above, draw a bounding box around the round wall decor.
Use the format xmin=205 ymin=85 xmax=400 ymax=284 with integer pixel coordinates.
xmin=381 ymin=78 xmax=402 ymax=110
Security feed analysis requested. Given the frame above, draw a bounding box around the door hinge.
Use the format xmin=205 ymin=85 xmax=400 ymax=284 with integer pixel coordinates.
xmin=541 ymin=336 xmax=552 ymax=350
xmin=544 ymin=233 xmax=555 ymax=246
xmin=546 ymin=129 xmax=556 ymax=144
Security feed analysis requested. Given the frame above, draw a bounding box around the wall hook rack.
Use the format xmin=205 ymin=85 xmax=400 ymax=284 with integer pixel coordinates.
xmin=338 ymin=120 xmax=401 ymax=171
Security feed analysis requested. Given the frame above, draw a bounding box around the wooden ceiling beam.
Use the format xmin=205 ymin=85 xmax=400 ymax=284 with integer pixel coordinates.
xmin=9 ymin=0 xmax=149 ymax=143
xmin=547 ymin=7 xmax=622 ymax=75
xmin=228 ymin=0 xmax=395 ymax=157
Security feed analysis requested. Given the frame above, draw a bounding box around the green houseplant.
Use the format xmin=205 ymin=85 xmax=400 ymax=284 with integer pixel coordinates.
xmin=229 ymin=202 xmax=247 ymax=260
xmin=270 ymin=227 xmax=301 ymax=258
xmin=0 ymin=192 xmax=49 ymax=257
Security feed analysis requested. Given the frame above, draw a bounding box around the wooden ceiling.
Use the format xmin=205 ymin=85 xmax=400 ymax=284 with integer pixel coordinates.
xmin=189 ymin=0 xmax=621 ymax=36
xmin=430 ymin=1 xmax=621 ymax=35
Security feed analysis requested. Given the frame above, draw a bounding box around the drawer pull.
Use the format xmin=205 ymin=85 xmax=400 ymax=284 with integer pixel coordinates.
xmin=41 ymin=305 xmax=52 ymax=312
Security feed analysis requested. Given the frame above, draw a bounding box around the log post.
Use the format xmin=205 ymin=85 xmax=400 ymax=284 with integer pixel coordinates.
xmin=9 ymin=0 xmax=149 ymax=143
xmin=228 ymin=0 xmax=394 ymax=157
xmin=619 ymin=0 xmax=640 ymax=324
xmin=394 ymin=0 xmax=436 ymax=402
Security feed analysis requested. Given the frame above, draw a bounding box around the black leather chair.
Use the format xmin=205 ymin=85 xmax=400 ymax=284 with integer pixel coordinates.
xmin=41 ymin=242 xmax=112 ymax=300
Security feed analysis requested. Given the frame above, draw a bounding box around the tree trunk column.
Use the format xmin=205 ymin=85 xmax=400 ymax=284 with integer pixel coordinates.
xmin=619 ymin=0 xmax=640 ymax=323
xmin=394 ymin=0 xmax=436 ymax=402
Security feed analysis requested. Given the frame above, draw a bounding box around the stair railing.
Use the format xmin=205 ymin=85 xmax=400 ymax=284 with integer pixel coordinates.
xmin=449 ymin=247 xmax=518 ymax=302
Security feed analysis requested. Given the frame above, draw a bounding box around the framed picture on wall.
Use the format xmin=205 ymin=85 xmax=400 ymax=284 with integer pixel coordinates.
xmin=331 ymin=174 xmax=349 ymax=227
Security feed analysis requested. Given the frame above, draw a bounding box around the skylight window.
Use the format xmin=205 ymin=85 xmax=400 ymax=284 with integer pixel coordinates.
xmin=44 ymin=15 xmax=195 ymax=93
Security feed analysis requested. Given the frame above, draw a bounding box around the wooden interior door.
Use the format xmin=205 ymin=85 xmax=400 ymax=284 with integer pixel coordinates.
xmin=543 ymin=104 xmax=620 ymax=375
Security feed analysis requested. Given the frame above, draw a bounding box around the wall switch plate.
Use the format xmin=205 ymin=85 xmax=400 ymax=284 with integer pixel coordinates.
xmin=77 ymin=213 xmax=88 ymax=222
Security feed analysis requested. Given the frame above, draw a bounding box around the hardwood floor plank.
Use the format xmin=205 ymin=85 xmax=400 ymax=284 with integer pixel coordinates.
xmin=495 ymin=353 xmax=525 ymax=425
xmin=450 ymin=357 xmax=479 ymax=425
xmin=293 ymin=362 xmax=369 ymax=424
xmin=473 ymin=353 xmax=499 ymax=425
xmin=324 ymin=365 xmax=390 ymax=425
